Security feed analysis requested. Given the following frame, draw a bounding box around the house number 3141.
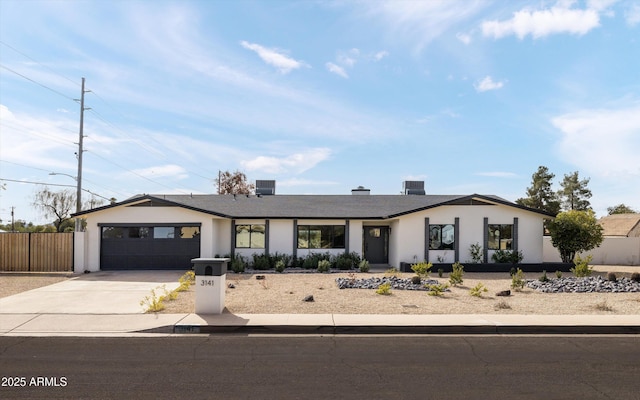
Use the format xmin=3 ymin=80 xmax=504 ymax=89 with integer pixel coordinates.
xmin=200 ymin=280 xmax=215 ymax=287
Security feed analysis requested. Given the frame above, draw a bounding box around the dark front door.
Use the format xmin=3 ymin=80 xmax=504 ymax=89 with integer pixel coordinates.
xmin=363 ymin=226 xmax=388 ymax=264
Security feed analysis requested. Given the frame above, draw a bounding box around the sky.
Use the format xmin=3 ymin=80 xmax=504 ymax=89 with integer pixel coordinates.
xmin=1 ymin=0 xmax=639 ymax=226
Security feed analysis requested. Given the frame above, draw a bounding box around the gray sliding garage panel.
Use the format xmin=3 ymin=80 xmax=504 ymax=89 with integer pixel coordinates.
xmin=100 ymin=224 xmax=201 ymax=270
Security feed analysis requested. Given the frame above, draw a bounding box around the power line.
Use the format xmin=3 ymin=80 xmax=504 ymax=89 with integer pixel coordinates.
xmin=0 ymin=63 xmax=76 ymax=102
xmin=1 ymin=44 xmax=218 ymax=192
xmin=0 ymin=40 xmax=80 ymax=88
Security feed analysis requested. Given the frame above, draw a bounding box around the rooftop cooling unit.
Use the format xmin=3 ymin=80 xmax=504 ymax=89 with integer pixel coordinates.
xmin=403 ymin=180 xmax=425 ymax=195
xmin=255 ymin=180 xmax=276 ymax=195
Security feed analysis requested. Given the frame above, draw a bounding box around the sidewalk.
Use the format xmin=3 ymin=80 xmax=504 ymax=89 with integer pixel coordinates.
xmin=2 ymin=313 xmax=639 ymax=336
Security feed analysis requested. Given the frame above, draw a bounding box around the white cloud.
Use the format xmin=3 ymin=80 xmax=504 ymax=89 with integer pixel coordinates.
xmin=587 ymin=0 xmax=618 ymax=12
xmin=552 ymin=104 xmax=640 ymax=178
xmin=357 ymin=1 xmax=488 ymax=53
xmin=474 ymin=76 xmax=505 ymax=92
xmin=129 ymin=164 xmax=189 ymax=180
xmin=325 ymin=62 xmax=349 ymax=78
xmin=626 ymin=4 xmax=640 ymax=26
xmin=337 ymin=48 xmax=360 ymax=67
xmin=241 ymin=148 xmax=332 ymax=174
xmin=456 ymin=32 xmax=472 ymax=45
xmin=373 ymin=50 xmax=389 ymax=61
xmin=482 ymin=5 xmax=600 ymax=39
xmin=240 ymin=41 xmax=308 ymax=74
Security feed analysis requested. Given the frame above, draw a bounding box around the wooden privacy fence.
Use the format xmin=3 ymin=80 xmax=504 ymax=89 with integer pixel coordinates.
xmin=0 ymin=232 xmax=73 ymax=272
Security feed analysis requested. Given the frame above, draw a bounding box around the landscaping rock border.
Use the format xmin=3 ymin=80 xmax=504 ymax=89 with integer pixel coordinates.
xmin=526 ymin=276 xmax=640 ymax=293
xmin=336 ymin=276 xmax=440 ymax=291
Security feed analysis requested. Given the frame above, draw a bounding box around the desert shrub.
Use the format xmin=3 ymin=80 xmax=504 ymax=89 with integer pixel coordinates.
xmin=426 ymin=283 xmax=449 ymax=297
xmin=317 ymin=259 xmax=331 ymax=273
xmin=571 ymin=255 xmax=593 ymax=277
xmin=411 ymin=261 xmax=432 ymax=278
xmin=539 ymin=270 xmax=549 ymax=282
xmin=334 ymin=252 xmax=362 ymax=270
xmin=275 ymin=260 xmax=286 ymax=273
xmin=631 ymin=272 xmax=640 ymax=282
xmin=492 ymin=249 xmax=524 ymax=264
xmin=376 ymin=282 xmax=392 ymax=295
xmin=162 ymin=285 xmax=178 ymax=301
xmin=510 ymin=268 xmax=525 ymax=291
xmin=358 ymin=259 xmax=370 ymax=273
xmin=252 ymin=254 xmax=271 ymax=270
xmin=606 ymin=272 xmax=617 ymax=282
xmin=437 ymin=268 xmax=444 ymax=278
xmin=469 ymin=242 xmax=483 ymax=263
xmin=449 ymin=262 xmax=464 ymax=286
xmin=411 ymin=275 xmax=422 ymax=285
xmin=302 ymin=253 xmax=331 ymax=270
xmin=140 ymin=287 xmax=165 ymax=313
xmin=231 ymin=254 xmax=247 ymax=273
xmin=176 ymin=271 xmax=194 ymax=292
xmin=555 ymin=270 xmax=563 ymax=279
xmin=470 ymin=283 xmax=488 ymax=297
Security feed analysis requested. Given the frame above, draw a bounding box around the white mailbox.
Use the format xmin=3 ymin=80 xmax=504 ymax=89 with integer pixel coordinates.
xmin=192 ymin=258 xmax=229 ymax=314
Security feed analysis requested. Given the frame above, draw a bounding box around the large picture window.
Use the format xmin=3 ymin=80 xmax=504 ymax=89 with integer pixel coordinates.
xmin=429 ymin=224 xmax=455 ymax=250
xmin=235 ymin=224 xmax=265 ymax=249
xmin=488 ymin=224 xmax=513 ymax=250
xmin=297 ymin=225 xmax=345 ymax=249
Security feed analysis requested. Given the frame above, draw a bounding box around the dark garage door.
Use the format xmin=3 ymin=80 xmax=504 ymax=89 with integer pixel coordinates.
xmin=100 ymin=224 xmax=201 ymax=270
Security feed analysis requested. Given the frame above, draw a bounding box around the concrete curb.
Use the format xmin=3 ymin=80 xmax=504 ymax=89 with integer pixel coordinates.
xmin=172 ymin=313 xmax=640 ymax=335
xmin=172 ymin=324 xmax=640 ymax=335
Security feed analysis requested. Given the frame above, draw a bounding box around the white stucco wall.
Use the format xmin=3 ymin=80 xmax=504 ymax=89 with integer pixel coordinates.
xmin=82 ymin=205 xmax=221 ymax=271
xmin=269 ymin=220 xmax=294 ymax=255
xmin=390 ymin=205 xmax=546 ymax=267
xmin=543 ymin=236 xmax=640 ymax=265
xmin=348 ymin=220 xmax=363 ymax=257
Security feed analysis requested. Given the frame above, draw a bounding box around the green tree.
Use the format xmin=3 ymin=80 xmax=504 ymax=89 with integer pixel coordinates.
xmin=547 ymin=210 xmax=603 ymax=263
xmin=515 ymin=166 xmax=560 ymax=215
xmin=607 ymin=203 xmax=637 ymax=215
xmin=216 ymin=170 xmax=255 ymax=195
xmin=558 ymin=171 xmax=592 ymax=211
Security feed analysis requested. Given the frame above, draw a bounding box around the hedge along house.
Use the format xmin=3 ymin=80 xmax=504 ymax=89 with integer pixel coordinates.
xmin=71 ymin=181 xmax=555 ymax=273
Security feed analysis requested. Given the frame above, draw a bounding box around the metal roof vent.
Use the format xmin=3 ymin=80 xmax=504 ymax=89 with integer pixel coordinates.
xmin=255 ymin=180 xmax=276 ymax=195
xmin=403 ymin=180 xmax=425 ymax=195
xmin=351 ymin=186 xmax=370 ymax=195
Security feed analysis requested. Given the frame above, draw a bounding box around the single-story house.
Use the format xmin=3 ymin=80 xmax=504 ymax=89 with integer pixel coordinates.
xmin=597 ymin=214 xmax=640 ymax=237
xmin=71 ymin=181 xmax=555 ymax=272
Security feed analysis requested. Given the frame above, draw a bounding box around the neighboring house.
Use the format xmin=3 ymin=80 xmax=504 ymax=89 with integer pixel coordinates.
xmin=597 ymin=214 xmax=640 ymax=237
xmin=72 ymin=181 xmax=555 ymax=272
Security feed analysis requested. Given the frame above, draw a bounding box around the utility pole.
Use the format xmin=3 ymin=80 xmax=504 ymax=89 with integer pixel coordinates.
xmin=75 ymin=77 xmax=89 ymax=232
xmin=11 ymin=206 xmax=15 ymax=232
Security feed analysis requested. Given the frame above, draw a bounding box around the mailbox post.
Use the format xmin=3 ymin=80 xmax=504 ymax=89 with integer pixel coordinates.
xmin=191 ymin=258 xmax=229 ymax=314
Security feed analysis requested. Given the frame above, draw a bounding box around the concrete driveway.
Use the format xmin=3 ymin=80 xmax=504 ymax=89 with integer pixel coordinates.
xmin=0 ymin=271 xmax=184 ymax=314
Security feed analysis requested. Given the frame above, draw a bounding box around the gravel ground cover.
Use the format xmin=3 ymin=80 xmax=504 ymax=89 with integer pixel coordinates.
xmin=2 ymin=267 xmax=638 ymax=315
xmin=161 ymin=267 xmax=640 ymax=315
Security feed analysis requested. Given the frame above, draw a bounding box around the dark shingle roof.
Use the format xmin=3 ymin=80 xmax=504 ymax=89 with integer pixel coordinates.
xmin=74 ymin=193 xmax=555 ymax=219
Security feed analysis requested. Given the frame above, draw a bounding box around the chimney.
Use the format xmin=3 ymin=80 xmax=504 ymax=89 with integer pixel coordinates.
xmin=255 ymin=180 xmax=276 ymax=195
xmin=403 ymin=180 xmax=425 ymax=195
xmin=351 ymin=186 xmax=370 ymax=195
